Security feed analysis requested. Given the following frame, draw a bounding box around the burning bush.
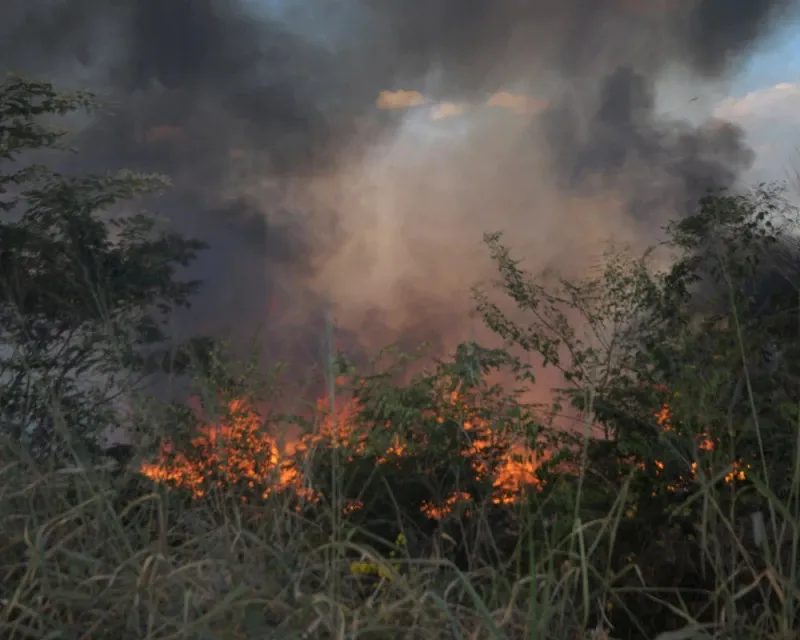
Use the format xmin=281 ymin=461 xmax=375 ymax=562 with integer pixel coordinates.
xmin=140 ymin=357 xmax=552 ymax=521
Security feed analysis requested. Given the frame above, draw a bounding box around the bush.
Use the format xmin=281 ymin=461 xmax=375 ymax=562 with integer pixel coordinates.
xmin=2 ymin=78 xmax=799 ymax=638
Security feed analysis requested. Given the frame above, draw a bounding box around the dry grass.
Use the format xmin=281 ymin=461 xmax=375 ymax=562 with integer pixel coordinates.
xmin=1 ymin=374 xmax=798 ymax=640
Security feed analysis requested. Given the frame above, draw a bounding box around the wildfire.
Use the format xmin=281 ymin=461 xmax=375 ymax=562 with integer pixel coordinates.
xmin=139 ymin=384 xmax=748 ymax=518
xmin=421 ymin=492 xmax=472 ymax=520
xmin=139 ymin=398 xmax=308 ymax=501
xmin=140 ymin=386 xmax=544 ymax=517
xmin=426 ymin=390 xmax=545 ymax=513
xmin=651 ymin=388 xmax=749 ymax=492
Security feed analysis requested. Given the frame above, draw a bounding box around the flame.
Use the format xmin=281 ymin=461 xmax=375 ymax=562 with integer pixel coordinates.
xmin=140 ymin=382 xmax=748 ymax=519
xmin=413 ymin=389 xmax=547 ymax=517
xmin=139 ymin=398 xmax=309 ymax=501
xmin=140 ymin=385 xmax=544 ymax=517
xmin=421 ymin=492 xmax=471 ymax=520
xmin=651 ymin=388 xmax=749 ymax=493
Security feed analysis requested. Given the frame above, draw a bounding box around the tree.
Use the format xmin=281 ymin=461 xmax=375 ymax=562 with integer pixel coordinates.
xmin=474 ymin=186 xmax=800 ymax=637
xmin=475 ymin=186 xmax=799 ymax=486
xmin=0 ymin=76 xmax=207 ymax=460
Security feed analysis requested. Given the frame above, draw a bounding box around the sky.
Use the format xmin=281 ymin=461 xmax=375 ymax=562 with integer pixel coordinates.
xmin=723 ymin=19 xmax=800 ymax=186
xmin=2 ymin=0 xmax=799 ymax=380
xmin=733 ymin=21 xmax=800 ymax=94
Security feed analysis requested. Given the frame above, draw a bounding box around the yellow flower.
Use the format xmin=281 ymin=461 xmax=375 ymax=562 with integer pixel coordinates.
xmin=350 ymin=560 xmax=397 ymax=581
xmin=350 ymin=561 xmax=379 ymax=576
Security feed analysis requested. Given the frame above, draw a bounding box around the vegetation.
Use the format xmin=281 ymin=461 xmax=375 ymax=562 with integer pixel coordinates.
xmin=1 ymin=78 xmax=798 ymax=639
xmin=0 ymin=76 xmax=209 ymax=461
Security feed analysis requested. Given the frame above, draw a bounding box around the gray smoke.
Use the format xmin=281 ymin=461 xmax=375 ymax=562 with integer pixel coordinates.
xmin=1 ymin=0 xmax=797 ymax=372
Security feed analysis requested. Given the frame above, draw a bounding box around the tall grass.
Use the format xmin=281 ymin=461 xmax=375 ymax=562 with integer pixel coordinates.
xmin=1 ymin=298 xmax=799 ymax=639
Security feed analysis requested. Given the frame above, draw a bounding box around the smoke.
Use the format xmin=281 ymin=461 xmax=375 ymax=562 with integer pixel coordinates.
xmin=1 ymin=0 xmax=796 ymax=374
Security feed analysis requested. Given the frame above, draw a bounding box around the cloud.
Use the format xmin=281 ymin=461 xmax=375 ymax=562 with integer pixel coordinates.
xmin=716 ymin=82 xmax=800 ymax=123
xmin=486 ymin=92 xmax=549 ymax=117
xmin=430 ymin=102 xmax=466 ymax=120
xmin=4 ymin=0 xmax=797 ymax=375
xmin=379 ymin=91 xmax=550 ymax=122
xmin=714 ymin=82 xmax=800 ymax=184
xmin=376 ymin=90 xmax=426 ymax=110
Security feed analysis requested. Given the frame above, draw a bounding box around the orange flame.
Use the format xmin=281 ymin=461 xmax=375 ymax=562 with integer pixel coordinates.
xmin=140 ymin=386 xmax=544 ymax=517
xmin=139 ymin=398 xmax=309 ymax=500
xmin=651 ymin=389 xmax=749 ymax=492
xmin=140 ymin=383 xmax=747 ymax=519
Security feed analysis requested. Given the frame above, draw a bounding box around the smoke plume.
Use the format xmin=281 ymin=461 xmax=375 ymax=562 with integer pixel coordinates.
xmin=1 ymin=0 xmax=796 ymax=374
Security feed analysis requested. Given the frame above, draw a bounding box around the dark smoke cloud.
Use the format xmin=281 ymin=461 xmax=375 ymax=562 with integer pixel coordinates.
xmin=542 ymin=66 xmax=756 ymax=223
xmin=1 ymin=0 xmax=797 ymax=377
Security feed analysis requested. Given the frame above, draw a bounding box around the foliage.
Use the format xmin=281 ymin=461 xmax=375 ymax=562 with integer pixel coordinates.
xmin=473 ymin=185 xmax=800 ymax=636
xmin=304 ymin=344 xmax=555 ymax=559
xmin=1 ymin=79 xmax=798 ymax=640
xmin=476 ymin=185 xmax=798 ymax=478
xmin=0 ymin=76 xmax=208 ymax=459
xmin=103 ymin=185 xmax=800 ymax=638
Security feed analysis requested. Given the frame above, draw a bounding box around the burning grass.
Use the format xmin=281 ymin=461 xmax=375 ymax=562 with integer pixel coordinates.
xmin=2 ymin=75 xmax=798 ymax=640
xmin=139 ymin=383 xmax=749 ymax=520
xmin=0 ymin=330 xmax=792 ymax=639
xmin=2 ymin=380 xmax=795 ymax=640
xmin=139 ymin=386 xmax=547 ymax=516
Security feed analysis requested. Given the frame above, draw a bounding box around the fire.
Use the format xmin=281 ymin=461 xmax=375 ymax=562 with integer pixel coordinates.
xmin=492 ymin=445 xmax=544 ymax=505
xmin=139 ymin=382 xmax=748 ymax=519
xmin=140 ymin=385 xmax=544 ymax=517
xmin=652 ymin=388 xmax=749 ymax=492
xmin=430 ymin=389 xmax=545 ymax=509
xmin=421 ymin=492 xmax=471 ymax=520
xmin=139 ymin=398 xmax=307 ymax=501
